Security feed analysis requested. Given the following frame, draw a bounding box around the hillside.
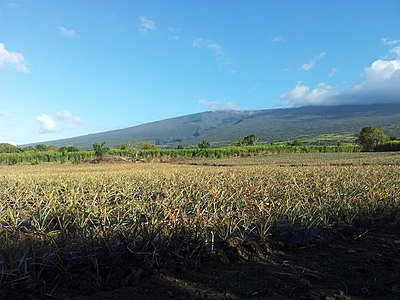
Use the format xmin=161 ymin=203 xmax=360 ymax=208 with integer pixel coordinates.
xmin=26 ymin=104 xmax=400 ymax=149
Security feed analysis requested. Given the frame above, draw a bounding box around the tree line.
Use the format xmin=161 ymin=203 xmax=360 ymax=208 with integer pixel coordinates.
xmin=0 ymin=127 xmax=398 ymax=158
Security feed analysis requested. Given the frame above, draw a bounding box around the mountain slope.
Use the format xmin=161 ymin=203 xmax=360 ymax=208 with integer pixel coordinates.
xmin=27 ymin=104 xmax=400 ymax=149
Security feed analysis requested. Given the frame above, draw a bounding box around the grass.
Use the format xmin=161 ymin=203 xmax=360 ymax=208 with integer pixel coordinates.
xmin=0 ymin=152 xmax=399 ymax=296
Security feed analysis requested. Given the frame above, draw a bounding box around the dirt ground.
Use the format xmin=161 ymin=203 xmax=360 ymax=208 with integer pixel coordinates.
xmin=3 ymin=214 xmax=399 ymax=300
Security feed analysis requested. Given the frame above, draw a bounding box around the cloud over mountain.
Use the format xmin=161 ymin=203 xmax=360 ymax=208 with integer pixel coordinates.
xmin=282 ymin=47 xmax=400 ymax=106
xmin=198 ymin=99 xmax=239 ymax=111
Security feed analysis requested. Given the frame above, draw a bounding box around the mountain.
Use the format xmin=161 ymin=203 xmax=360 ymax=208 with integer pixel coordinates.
xmin=25 ymin=104 xmax=400 ymax=149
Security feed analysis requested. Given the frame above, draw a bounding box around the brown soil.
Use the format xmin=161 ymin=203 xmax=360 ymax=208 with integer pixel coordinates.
xmin=3 ymin=215 xmax=399 ymax=300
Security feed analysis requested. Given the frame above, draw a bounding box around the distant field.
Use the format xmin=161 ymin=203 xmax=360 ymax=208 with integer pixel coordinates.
xmin=185 ymin=151 xmax=400 ymax=166
xmin=0 ymin=152 xmax=399 ymax=297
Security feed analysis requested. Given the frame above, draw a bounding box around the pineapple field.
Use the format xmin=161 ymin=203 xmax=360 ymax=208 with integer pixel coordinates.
xmin=0 ymin=153 xmax=399 ymax=299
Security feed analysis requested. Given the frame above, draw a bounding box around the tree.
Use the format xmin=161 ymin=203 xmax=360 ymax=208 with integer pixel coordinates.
xmin=137 ymin=142 xmax=159 ymax=150
xmin=235 ymin=134 xmax=258 ymax=146
xmin=119 ymin=144 xmax=131 ymax=150
xmin=357 ymin=127 xmax=389 ymax=151
xmin=198 ymin=140 xmax=210 ymax=148
xmin=35 ymin=144 xmax=57 ymax=152
xmin=93 ymin=142 xmax=109 ymax=159
xmin=289 ymin=140 xmax=303 ymax=146
xmin=0 ymin=143 xmax=19 ymax=153
xmin=59 ymin=146 xmax=80 ymax=153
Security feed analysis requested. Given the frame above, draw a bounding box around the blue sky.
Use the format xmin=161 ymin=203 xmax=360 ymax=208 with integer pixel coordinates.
xmin=1 ymin=1 xmax=400 ymax=145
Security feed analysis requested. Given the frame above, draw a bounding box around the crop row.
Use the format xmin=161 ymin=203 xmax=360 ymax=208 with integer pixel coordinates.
xmin=0 ymin=150 xmax=95 ymax=165
xmin=0 ymin=162 xmax=399 ymax=290
xmin=375 ymin=140 xmax=400 ymax=152
xmin=0 ymin=144 xmax=361 ymax=165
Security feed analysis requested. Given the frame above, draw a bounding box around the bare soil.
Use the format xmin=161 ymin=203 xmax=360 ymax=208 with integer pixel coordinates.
xmin=3 ymin=214 xmax=399 ymax=300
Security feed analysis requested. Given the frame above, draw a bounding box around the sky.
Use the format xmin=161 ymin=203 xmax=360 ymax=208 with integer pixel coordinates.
xmin=1 ymin=0 xmax=400 ymax=145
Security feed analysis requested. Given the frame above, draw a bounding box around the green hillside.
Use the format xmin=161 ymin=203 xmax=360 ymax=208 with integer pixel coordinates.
xmin=25 ymin=104 xmax=400 ymax=149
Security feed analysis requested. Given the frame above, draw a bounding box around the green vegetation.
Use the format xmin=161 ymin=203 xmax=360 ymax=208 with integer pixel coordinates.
xmin=375 ymin=140 xmax=400 ymax=152
xmin=0 ymin=150 xmax=95 ymax=165
xmin=137 ymin=142 xmax=159 ymax=150
xmin=4 ymin=123 xmax=399 ymax=168
xmin=35 ymin=144 xmax=57 ymax=152
xmin=198 ymin=140 xmax=210 ymax=148
xmin=58 ymin=145 xmax=80 ymax=153
xmin=111 ymin=144 xmax=361 ymax=162
xmin=235 ymin=134 xmax=258 ymax=146
xmin=0 ymin=144 xmax=362 ymax=165
xmin=92 ymin=142 xmax=109 ymax=159
xmin=0 ymin=143 xmax=19 ymax=153
xmin=1 ymin=125 xmax=398 ymax=167
xmin=357 ymin=126 xmax=389 ymax=151
xmin=288 ymin=140 xmax=303 ymax=146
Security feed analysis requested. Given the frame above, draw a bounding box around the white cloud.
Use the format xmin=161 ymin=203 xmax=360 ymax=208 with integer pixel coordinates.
xmin=59 ymin=26 xmax=77 ymax=38
xmin=329 ymin=68 xmax=337 ymax=77
xmin=57 ymin=111 xmax=82 ymax=128
xmin=192 ymin=38 xmax=232 ymax=65
xmin=357 ymin=47 xmax=400 ymax=86
xmin=300 ymin=52 xmax=326 ymax=71
xmin=198 ymin=99 xmax=239 ymax=111
xmin=271 ymin=36 xmax=285 ymax=43
xmin=390 ymin=46 xmax=400 ymax=58
xmin=35 ymin=111 xmax=82 ymax=134
xmin=363 ymin=58 xmax=400 ymax=82
xmin=138 ymin=16 xmax=156 ymax=33
xmin=281 ymin=82 xmax=336 ymax=106
xmin=381 ymin=37 xmax=400 ymax=45
xmin=282 ymin=46 xmax=400 ymax=106
xmin=0 ymin=43 xmax=29 ymax=73
xmin=36 ymin=114 xmax=57 ymax=133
